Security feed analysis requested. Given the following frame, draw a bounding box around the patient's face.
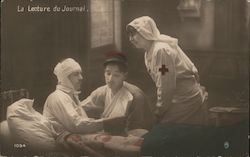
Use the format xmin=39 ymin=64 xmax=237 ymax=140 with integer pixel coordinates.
xmin=68 ymin=70 xmax=83 ymax=91
xmin=105 ymin=65 xmax=127 ymax=93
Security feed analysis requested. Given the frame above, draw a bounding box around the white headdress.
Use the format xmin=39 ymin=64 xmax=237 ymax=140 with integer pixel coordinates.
xmin=127 ymin=16 xmax=199 ymax=77
xmin=127 ymin=16 xmax=178 ymax=48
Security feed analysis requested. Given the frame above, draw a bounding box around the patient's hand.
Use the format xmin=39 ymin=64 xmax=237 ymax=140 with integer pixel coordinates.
xmin=103 ymin=116 xmax=127 ymax=136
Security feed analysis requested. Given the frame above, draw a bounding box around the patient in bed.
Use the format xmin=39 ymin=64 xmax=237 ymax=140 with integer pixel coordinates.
xmin=42 ymin=58 xmax=143 ymax=156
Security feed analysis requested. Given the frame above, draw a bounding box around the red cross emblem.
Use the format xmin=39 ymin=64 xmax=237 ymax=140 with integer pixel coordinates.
xmin=159 ymin=64 xmax=168 ymax=75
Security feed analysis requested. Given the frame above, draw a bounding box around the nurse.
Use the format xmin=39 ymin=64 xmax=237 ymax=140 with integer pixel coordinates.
xmin=126 ymin=16 xmax=208 ymax=125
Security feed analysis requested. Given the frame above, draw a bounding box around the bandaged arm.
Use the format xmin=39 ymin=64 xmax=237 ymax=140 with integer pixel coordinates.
xmin=80 ymin=87 xmax=105 ymax=117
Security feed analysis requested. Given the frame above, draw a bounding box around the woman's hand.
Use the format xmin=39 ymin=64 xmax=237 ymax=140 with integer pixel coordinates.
xmin=154 ymin=102 xmax=168 ymax=122
xmin=103 ymin=116 xmax=127 ymax=135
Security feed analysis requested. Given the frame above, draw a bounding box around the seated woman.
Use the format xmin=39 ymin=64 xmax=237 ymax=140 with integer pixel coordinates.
xmin=81 ymin=52 xmax=155 ymax=137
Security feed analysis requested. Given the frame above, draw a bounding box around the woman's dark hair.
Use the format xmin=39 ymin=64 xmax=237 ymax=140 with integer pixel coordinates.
xmin=126 ymin=25 xmax=137 ymax=37
xmin=103 ymin=52 xmax=128 ymax=73
xmin=104 ymin=61 xmax=127 ymax=73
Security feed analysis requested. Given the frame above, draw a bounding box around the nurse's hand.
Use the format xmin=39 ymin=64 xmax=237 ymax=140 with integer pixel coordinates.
xmin=154 ymin=106 xmax=166 ymax=122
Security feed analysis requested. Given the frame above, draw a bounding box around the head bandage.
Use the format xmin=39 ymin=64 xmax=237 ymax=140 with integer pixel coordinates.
xmin=54 ymin=58 xmax=81 ymax=90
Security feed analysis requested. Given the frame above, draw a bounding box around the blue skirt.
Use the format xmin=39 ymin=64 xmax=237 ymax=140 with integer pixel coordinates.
xmin=141 ymin=121 xmax=248 ymax=156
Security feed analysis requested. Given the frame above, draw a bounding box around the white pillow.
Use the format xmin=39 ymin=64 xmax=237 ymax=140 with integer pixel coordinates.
xmin=7 ymin=98 xmax=57 ymax=153
xmin=0 ymin=120 xmax=13 ymax=145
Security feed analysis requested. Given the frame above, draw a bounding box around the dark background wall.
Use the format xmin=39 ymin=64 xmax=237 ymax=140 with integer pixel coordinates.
xmin=1 ymin=0 xmax=249 ymax=116
xmin=1 ymin=0 xmax=89 ymax=111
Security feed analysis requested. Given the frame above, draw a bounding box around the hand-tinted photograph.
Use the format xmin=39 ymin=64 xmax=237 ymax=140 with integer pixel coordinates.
xmin=1 ymin=0 xmax=249 ymax=156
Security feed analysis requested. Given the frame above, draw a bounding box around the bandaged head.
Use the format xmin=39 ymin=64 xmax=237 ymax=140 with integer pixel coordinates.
xmin=54 ymin=58 xmax=82 ymax=90
xmin=127 ymin=16 xmax=178 ymax=48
